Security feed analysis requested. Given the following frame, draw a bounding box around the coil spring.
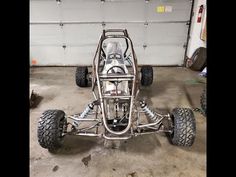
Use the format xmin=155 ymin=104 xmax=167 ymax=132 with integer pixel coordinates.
xmin=73 ymin=102 xmax=94 ymax=127
xmin=80 ymin=102 xmax=94 ymax=119
xmin=140 ymin=101 xmax=159 ymax=122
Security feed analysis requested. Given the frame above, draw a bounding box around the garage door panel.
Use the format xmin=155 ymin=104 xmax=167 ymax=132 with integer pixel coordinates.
xmin=63 ymin=24 xmax=102 ymax=46
xmin=103 ymin=0 xmax=145 ymax=22
xmin=30 ymin=25 xmax=63 ymax=45
xmin=62 ymin=0 xmax=103 ymax=22
xmin=30 ymin=1 xmax=60 ymax=22
xmin=135 ymin=45 xmax=185 ymax=66
xmin=62 ymin=0 xmax=145 ymax=22
xmin=147 ymin=23 xmax=188 ymax=45
xmin=30 ymin=0 xmax=192 ymax=66
xmin=64 ymin=46 xmax=98 ymax=65
xmin=31 ymin=45 xmax=99 ymax=66
xmin=30 ymin=46 xmax=64 ymax=65
xmin=148 ymin=0 xmax=192 ymax=21
xmin=145 ymin=45 xmax=185 ymax=65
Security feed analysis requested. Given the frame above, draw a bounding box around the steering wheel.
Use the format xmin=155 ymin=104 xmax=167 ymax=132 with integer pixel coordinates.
xmin=107 ymin=66 xmax=126 ymax=85
xmin=107 ymin=66 xmax=125 ymax=74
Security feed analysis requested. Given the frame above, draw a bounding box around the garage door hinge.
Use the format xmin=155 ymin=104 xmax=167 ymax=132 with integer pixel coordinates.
xmin=186 ymin=21 xmax=190 ymax=25
xmin=102 ymin=22 xmax=106 ymax=28
xmin=143 ymin=44 xmax=147 ymax=49
xmin=62 ymin=45 xmax=66 ymax=49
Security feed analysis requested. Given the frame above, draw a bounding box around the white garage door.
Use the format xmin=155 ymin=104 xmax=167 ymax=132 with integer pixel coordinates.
xmin=30 ymin=0 xmax=192 ymax=66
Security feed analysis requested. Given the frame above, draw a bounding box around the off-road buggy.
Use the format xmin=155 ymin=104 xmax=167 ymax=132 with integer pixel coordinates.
xmin=38 ymin=29 xmax=196 ymax=151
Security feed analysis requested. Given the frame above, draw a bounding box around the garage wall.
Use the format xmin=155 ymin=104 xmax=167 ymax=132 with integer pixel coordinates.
xmin=186 ymin=0 xmax=206 ymax=58
xmin=30 ymin=0 xmax=193 ymax=66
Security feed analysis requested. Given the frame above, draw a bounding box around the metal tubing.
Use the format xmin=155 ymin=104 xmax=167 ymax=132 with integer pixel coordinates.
xmin=92 ymin=91 xmax=98 ymax=100
xmin=68 ymin=116 xmax=100 ymax=122
xmin=137 ymin=117 xmax=164 ymax=128
xmin=99 ymin=74 xmax=134 ymax=78
xmin=99 ymin=78 xmax=134 ymax=81
xmin=105 ymin=35 xmax=131 ymax=40
xmin=92 ymin=37 xmax=102 ymax=90
xmin=76 ymin=133 xmax=101 ymax=137
xmin=134 ymin=130 xmax=172 ymax=136
xmin=77 ymin=123 xmax=100 ymax=132
xmin=103 ymin=134 xmax=132 ymax=140
xmin=104 ymin=29 xmax=126 ymax=34
xmin=103 ymin=95 xmax=131 ymax=99
xmin=94 ymin=29 xmax=138 ymax=135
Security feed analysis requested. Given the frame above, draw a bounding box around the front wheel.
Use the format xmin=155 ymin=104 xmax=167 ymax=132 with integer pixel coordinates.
xmin=37 ymin=110 xmax=67 ymax=151
xmin=170 ymin=108 xmax=196 ymax=146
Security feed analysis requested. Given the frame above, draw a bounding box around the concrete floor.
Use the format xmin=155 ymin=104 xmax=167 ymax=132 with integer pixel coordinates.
xmin=30 ymin=67 xmax=206 ymax=177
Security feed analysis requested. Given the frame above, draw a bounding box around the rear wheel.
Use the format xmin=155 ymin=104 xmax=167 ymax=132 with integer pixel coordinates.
xmin=37 ymin=110 xmax=66 ymax=151
xmin=76 ymin=66 xmax=88 ymax=87
xmin=170 ymin=108 xmax=196 ymax=146
xmin=141 ymin=66 xmax=153 ymax=86
xmin=186 ymin=47 xmax=206 ymax=71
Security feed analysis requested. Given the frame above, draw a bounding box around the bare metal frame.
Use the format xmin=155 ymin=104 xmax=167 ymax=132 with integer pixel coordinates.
xmin=66 ymin=29 xmax=173 ymax=140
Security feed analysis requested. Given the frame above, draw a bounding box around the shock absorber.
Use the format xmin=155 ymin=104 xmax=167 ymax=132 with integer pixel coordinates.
xmin=80 ymin=102 xmax=95 ymax=118
xmin=140 ymin=100 xmax=159 ymax=122
xmin=73 ymin=102 xmax=95 ymax=127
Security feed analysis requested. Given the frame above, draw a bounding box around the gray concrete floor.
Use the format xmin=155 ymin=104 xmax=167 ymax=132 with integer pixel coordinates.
xmin=30 ymin=67 xmax=206 ymax=177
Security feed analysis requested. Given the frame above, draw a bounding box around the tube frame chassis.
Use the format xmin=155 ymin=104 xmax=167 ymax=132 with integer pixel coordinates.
xmin=66 ymin=29 xmax=174 ymax=140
